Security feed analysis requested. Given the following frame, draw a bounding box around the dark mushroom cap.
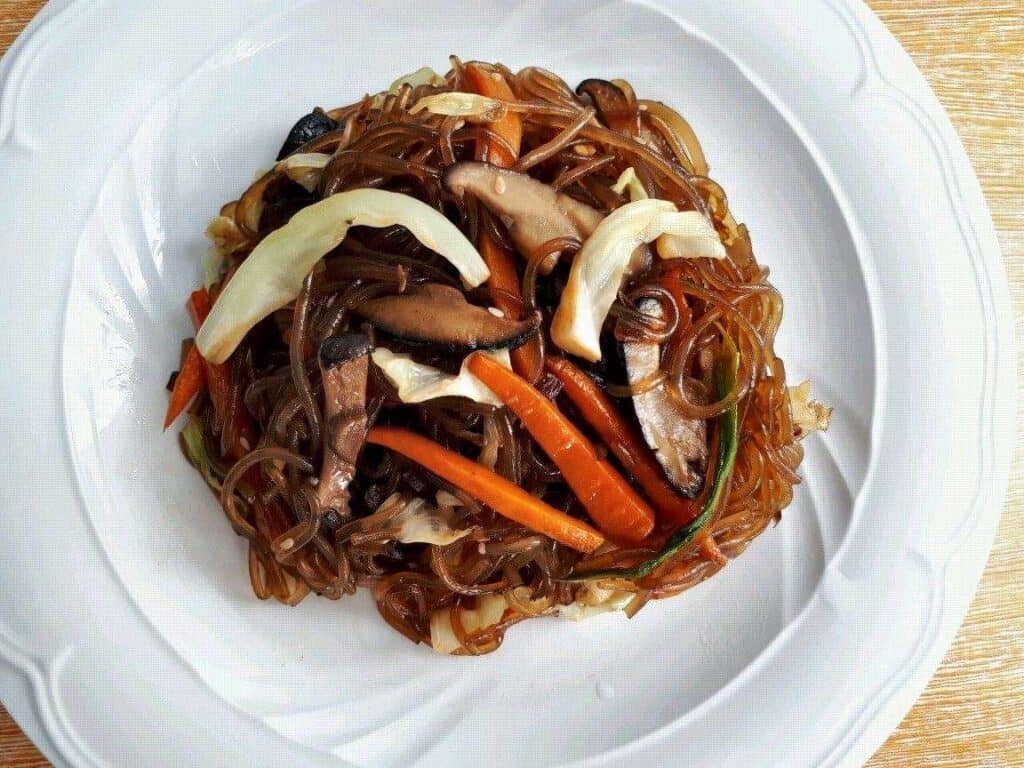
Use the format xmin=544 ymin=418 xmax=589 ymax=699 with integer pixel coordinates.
xmin=277 ymin=108 xmax=338 ymax=161
xmin=319 ymin=333 xmax=372 ymax=368
xmin=576 ymin=79 xmax=636 ymax=134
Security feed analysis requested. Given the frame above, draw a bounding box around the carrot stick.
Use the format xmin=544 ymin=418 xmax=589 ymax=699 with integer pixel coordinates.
xmin=367 ymin=427 xmax=604 ymax=553
xmin=186 ymin=287 xmax=255 ymax=458
xmin=464 ymin=64 xmax=542 ymax=380
xmin=467 ymin=353 xmax=655 ymax=543
xmin=164 ymin=342 xmax=204 ymax=429
xmin=465 ymin=63 xmax=522 ymax=166
xmin=545 ymin=356 xmax=699 ymax=525
xmin=477 ymin=235 xmax=524 ymax=317
xmin=186 ymin=288 xmax=213 ymax=329
xmin=186 ymin=289 xmax=225 ymax=421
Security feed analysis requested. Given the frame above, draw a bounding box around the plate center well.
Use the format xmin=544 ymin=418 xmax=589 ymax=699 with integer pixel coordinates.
xmin=61 ymin=2 xmax=874 ymax=765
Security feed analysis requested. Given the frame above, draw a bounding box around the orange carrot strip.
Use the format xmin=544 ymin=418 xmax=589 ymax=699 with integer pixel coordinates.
xmin=164 ymin=342 xmax=204 ymax=429
xmin=545 ymin=356 xmax=698 ymax=525
xmin=476 ymin=234 xmax=522 ymax=315
xmin=478 ymin=235 xmax=543 ymax=378
xmin=465 ymin=63 xmax=522 ymax=166
xmin=464 ymin=64 xmax=542 ymax=379
xmin=189 ymin=289 xmax=228 ymax=428
xmin=187 ymin=287 xmax=255 ymax=458
xmin=467 ymin=353 xmax=655 ymax=543
xmin=186 ymin=288 xmax=213 ymax=329
xmin=367 ymin=427 xmax=604 ymax=553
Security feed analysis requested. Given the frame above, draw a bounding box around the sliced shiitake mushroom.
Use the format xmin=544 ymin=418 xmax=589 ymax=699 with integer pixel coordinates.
xmin=354 ymin=283 xmax=539 ymax=351
xmin=622 ymin=299 xmax=708 ymax=497
xmin=443 ymin=161 xmax=602 ymax=273
xmin=576 ymin=79 xmax=637 ymax=135
xmin=317 ymin=333 xmax=372 ymax=516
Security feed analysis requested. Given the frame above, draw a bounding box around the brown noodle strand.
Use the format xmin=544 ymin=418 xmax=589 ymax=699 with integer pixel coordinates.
xmin=289 ymin=273 xmax=322 ymax=453
xmin=514 ymin=106 xmax=595 ymax=173
xmin=552 ymin=154 xmax=617 ymax=191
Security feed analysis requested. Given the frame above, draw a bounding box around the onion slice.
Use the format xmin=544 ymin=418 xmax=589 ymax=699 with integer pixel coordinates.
xmin=369 ymin=66 xmax=448 ymax=109
xmin=196 ymin=189 xmax=489 ymax=363
xmin=789 ymin=381 xmax=833 ymax=438
xmin=276 ymin=152 xmax=332 ymax=192
xmin=653 ymin=210 xmax=728 ymax=261
xmin=388 ymin=65 xmax=446 ymax=93
xmin=557 ymin=584 xmax=633 ymax=621
xmin=371 ymin=347 xmax=510 ymax=406
xmin=550 ymin=199 xmax=726 ymax=361
xmin=611 ymin=167 xmax=648 ymax=201
xmin=356 ymin=492 xmax=472 ymax=546
xmin=430 ymin=593 xmax=510 ymax=654
xmin=411 ymin=92 xmax=507 ymax=122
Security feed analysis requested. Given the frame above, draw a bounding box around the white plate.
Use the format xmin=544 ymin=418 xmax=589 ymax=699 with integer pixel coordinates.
xmin=0 ymin=1 xmax=1014 ymax=766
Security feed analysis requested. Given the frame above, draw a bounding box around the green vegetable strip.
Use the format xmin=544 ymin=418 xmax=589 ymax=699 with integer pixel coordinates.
xmin=566 ymin=339 xmax=740 ymax=582
xmin=181 ymin=415 xmax=221 ymax=491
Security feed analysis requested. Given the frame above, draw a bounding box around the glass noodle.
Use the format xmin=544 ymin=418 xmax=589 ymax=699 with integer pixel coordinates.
xmin=176 ymin=59 xmax=805 ymax=653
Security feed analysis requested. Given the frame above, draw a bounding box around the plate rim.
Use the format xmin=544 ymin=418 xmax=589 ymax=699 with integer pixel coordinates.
xmin=0 ymin=1 xmax=1014 ymax=766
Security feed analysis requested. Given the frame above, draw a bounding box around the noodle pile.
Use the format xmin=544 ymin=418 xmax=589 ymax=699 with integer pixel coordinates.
xmin=171 ymin=59 xmax=814 ymax=654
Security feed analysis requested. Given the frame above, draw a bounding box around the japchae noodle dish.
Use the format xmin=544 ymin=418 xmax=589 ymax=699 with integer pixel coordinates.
xmin=165 ymin=59 xmax=830 ymax=654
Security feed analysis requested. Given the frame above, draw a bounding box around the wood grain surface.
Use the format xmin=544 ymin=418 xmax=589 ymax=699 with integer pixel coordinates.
xmin=1 ymin=1 xmax=1021 ymax=766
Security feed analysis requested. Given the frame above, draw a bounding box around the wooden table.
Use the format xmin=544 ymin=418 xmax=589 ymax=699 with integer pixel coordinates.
xmin=1 ymin=1 xmax=1021 ymax=766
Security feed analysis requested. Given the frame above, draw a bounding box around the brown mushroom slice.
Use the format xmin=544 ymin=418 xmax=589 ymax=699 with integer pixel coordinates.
xmin=576 ymin=79 xmax=637 ymax=135
xmin=317 ymin=334 xmax=372 ymax=516
xmin=444 ymin=161 xmax=603 ymax=273
xmin=622 ymin=299 xmax=708 ymax=497
xmin=354 ymin=283 xmax=539 ymax=351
